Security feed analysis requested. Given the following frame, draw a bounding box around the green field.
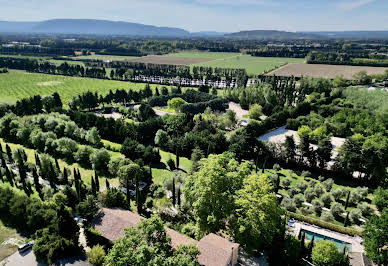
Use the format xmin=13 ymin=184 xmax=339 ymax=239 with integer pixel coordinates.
xmin=194 ymin=55 xmax=304 ymax=75
xmin=0 ymin=70 xmax=165 ymax=105
xmin=164 ymin=51 xmax=305 ymax=75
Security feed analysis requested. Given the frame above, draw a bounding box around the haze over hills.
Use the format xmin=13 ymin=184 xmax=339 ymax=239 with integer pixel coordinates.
xmin=224 ymin=30 xmax=321 ymax=40
xmin=1 ymin=19 xmax=388 ymax=39
xmin=0 ymin=19 xmax=190 ymax=37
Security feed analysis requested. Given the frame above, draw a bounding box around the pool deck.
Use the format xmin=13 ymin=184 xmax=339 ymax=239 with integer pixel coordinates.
xmin=291 ymin=221 xmax=364 ymax=253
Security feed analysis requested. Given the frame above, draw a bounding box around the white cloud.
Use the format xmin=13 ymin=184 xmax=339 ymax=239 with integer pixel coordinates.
xmin=337 ymin=0 xmax=376 ymax=10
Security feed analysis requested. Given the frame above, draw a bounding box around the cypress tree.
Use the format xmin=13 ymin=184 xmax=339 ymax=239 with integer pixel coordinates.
xmin=307 ymin=236 xmax=314 ymax=259
xmin=94 ymin=171 xmax=100 ymax=192
xmin=106 ymin=179 xmax=110 ymax=190
xmin=1 ymin=154 xmax=6 ymax=168
xmin=136 ymin=184 xmax=141 ymax=214
xmin=23 ymin=150 xmax=27 ymax=162
xmin=0 ymin=170 xmax=3 ymax=183
xmin=33 ymin=167 xmax=43 ymax=199
xmin=344 ymin=190 xmax=350 ymax=210
xmin=172 ymin=176 xmax=176 ymax=206
xmin=91 ymin=176 xmax=96 ymax=196
xmin=49 ymin=162 xmax=57 ymax=192
xmin=5 ymin=144 xmax=12 ymax=163
xmin=344 ymin=212 xmax=349 ymax=227
xmin=5 ymin=167 xmax=13 ymax=187
xmin=177 ymin=185 xmax=181 ymax=207
xmin=35 ymin=153 xmax=41 ymax=169
xmin=55 ymin=158 xmax=60 ymax=171
xmin=63 ymin=168 xmax=68 ymax=185
xmin=300 ymin=232 xmax=306 ymax=258
xmin=175 ymin=149 xmax=180 ymax=169
xmin=275 ymin=175 xmax=280 ymax=193
xmin=126 ymin=176 xmax=130 ymax=207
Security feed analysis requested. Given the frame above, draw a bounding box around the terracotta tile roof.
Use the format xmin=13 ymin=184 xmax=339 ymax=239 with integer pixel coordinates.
xmin=92 ymin=209 xmax=239 ymax=266
xmin=197 ymin=233 xmax=239 ymax=266
xmin=92 ymin=208 xmax=198 ymax=249
xmin=92 ymin=208 xmax=142 ymax=242
xmin=165 ymin=227 xmax=198 ymax=249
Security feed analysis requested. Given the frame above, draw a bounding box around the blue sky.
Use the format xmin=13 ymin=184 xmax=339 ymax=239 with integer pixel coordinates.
xmin=0 ymin=0 xmax=387 ymax=32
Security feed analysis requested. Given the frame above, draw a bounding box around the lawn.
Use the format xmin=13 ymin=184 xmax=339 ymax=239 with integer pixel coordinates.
xmin=0 ymin=219 xmax=24 ymax=261
xmin=0 ymin=70 xmax=163 ymax=106
xmin=102 ymin=139 xmax=192 ymax=186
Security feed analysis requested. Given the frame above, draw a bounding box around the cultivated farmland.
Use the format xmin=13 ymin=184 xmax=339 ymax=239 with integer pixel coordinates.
xmin=123 ymin=51 xmax=305 ymax=75
xmin=126 ymin=55 xmax=212 ymax=65
xmin=270 ymin=63 xmax=388 ymax=79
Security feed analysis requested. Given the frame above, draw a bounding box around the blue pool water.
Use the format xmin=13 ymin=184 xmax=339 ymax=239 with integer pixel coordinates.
xmin=301 ymin=229 xmax=352 ymax=252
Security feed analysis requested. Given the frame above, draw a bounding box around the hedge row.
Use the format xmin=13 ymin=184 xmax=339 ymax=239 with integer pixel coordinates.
xmin=288 ymin=211 xmax=361 ymax=236
xmin=148 ymin=89 xmax=216 ymax=107
xmin=180 ymin=98 xmax=228 ymax=115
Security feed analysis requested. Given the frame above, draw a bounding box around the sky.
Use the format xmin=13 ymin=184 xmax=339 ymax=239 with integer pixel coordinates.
xmin=0 ymin=0 xmax=387 ymax=32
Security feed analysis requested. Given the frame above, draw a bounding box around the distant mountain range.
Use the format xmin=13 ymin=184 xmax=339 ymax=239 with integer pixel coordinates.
xmin=0 ymin=19 xmax=190 ymax=37
xmin=224 ymin=30 xmax=320 ymax=40
xmin=0 ymin=19 xmax=388 ymax=39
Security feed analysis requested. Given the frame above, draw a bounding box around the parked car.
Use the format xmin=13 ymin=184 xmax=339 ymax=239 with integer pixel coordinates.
xmin=18 ymin=241 xmax=34 ymax=253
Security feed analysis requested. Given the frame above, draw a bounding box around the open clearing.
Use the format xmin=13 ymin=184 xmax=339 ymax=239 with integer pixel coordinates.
xmin=270 ymin=63 xmax=388 ymax=79
xmin=0 ymin=70 xmax=176 ymax=106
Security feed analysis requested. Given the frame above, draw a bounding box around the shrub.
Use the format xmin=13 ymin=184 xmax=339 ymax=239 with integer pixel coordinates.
xmin=373 ymin=187 xmax=388 ymax=212
xmin=301 ymin=170 xmax=311 ymax=177
xmin=312 ymin=199 xmax=324 ymax=215
xmin=350 ymin=187 xmax=368 ymax=205
xmin=282 ymin=197 xmax=297 ymax=212
xmin=181 ymin=222 xmax=199 ymax=239
xmin=320 ymin=193 xmax=333 ymax=208
xmin=330 ymin=203 xmax=344 ymax=220
xmin=281 ymin=178 xmax=291 ymax=189
xmin=288 ymin=187 xmax=298 ymax=197
xmin=331 ymin=188 xmax=344 ymax=201
xmin=304 ymin=188 xmax=316 ymax=202
xmin=322 ymin=178 xmax=334 ymax=192
xmin=296 ymin=181 xmax=308 ymax=192
xmin=87 ymin=245 xmax=105 ymax=266
xmin=357 ymin=202 xmax=373 ymax=217
xmin=318 ymin=175 xmax=326 ymax=181
xmin=314 ymin=184 xmax=325 ymax=197
xmin=308 ymin=179 xmax=317 ymax=188
xmin=321 ymin=212 xmax=334 ymax=222
xmin=167 ymin=97 xmax=187 ymax=112
xmin=293 ymin=194 xmax=305 ymax=208
xmin=349 ymin=209 xmax=362 ymax=224
xmin=300 ymin=206 xmax=312 ymax=215
xmin=288 ymin=212 xmax=360 ymax=236
xmin=248 ymin=104 xmax=263 ymax=120
xmin=273 ymin=163 xmax=281 ymax=171
xmin=312 ymin=240 xmax=346 ymax=266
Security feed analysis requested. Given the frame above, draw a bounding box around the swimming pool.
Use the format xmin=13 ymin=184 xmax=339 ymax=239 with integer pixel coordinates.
xmin=301 ymin=229 xmax=352 ymax=252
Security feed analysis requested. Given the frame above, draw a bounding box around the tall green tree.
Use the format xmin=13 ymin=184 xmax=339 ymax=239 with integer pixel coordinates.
xmin=232 ymin=174 xmax=283 ymax=252
xmin=184 ymin=152 xmax=250 ymax=233
xmin=362 ymin=210 xmax=388 ymax=265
